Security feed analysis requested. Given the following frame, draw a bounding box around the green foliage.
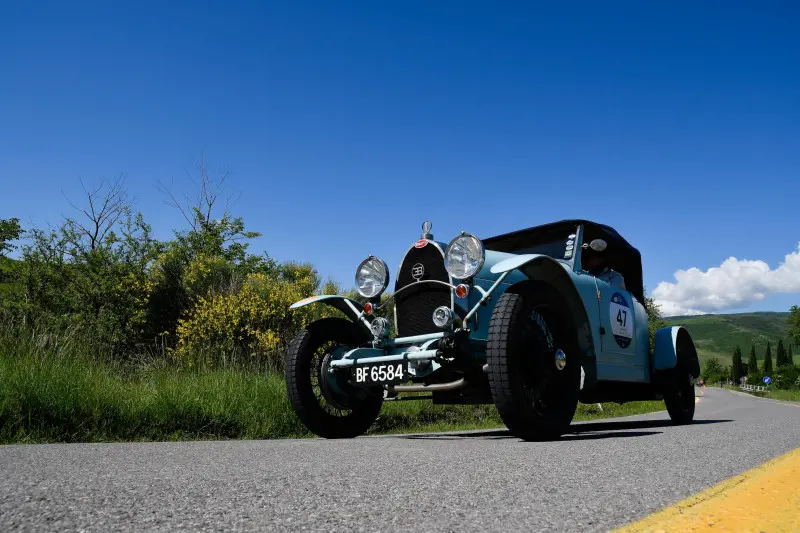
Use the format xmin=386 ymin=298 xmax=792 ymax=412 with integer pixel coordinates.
xmin=747 ymin=345 xmax=758 ymax=375
xmin=0 ymin=217 xmax=22 ymax=257
xmin=731 ymin=346 xmax=744 ymax=382
xmin=788 ymin=305 xmax=800 ymax=348
xmin=173 ymin=268 xmax=323 ymax=369
xmin=0 ymin=334 xmax=306 ymax=442
xmin=764 ymin=341 xmax=773 ymax=374
xmin=776 ymin=339 xmax=788 ymax=367
xmin=789 ymin=345 xmax=794 ymax=366
xmin=770 ymin=364 xmax=800 ymax=390
xmin=0 ymin=322 xmax=668 ymax=443
xmin=701 ymin=357 xmax=728 ymax=384
xmin=667 ymin=311 xmax=790 ymax=365
xmin=644 ymin=290 xmax=667 ymax=353
xmin=1 ymin=169 xmax=338 ymax=363
xmin=14 ymin=212 xmax=160 ymax=354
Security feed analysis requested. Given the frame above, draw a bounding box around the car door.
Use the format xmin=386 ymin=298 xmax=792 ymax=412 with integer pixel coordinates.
xmin=596 ymin=277 xmax=638 ymax=362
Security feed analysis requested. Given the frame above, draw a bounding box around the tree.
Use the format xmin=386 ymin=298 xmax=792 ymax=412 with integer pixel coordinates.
xmin=644 ymin=289 xmax=667 ymax=353
xmin=731 ymin=345 xmax=745 ymax=382
xmin=701 ymin=357 xmax=727 ymax=383
xmin=788 ymin=305 xmax=800 ymax=348
xmin=763 ymin=342 xmax=773 ymax=374
xmin=0 ymin=218 xmax=22 ymax=257
xmin=789 ymin=345 xmax=794 ymax=366
xmin=62 ymin=176 xmax=130 ymax=253
xmin=776 ymin=339 xmax=787 ymax=367
xmin=748 ymin=345 xmax=759 ymax=375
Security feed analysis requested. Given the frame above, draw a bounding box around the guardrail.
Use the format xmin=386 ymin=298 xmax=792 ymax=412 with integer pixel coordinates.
xmin=740 ymin=384 xmax=769 ymax=393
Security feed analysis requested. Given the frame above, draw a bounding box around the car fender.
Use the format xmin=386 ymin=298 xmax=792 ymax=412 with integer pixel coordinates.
xmin=492 ymin=254 xmax=598 ymax=388
xmin=653 ymin=326 xmax=700 ymax=377
xmin=289 ymin=295 xmax=370 ymax=332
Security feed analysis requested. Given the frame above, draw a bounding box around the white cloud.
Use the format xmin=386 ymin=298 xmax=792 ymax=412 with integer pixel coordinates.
xmin=652 ymin=242 xmax=800 ymax=316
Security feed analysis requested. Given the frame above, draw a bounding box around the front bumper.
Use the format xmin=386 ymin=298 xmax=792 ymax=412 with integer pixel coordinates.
xmin=328 ymin=331 xmax=446 ymax=370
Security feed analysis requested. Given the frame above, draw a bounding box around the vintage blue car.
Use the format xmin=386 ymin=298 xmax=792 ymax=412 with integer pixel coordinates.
xmin=286 ymin=220 xmax=700 ymax=439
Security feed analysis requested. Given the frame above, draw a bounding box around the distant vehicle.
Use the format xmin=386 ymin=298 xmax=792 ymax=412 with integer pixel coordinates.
xmin=286 ymin=220 xmax=700 ymax=440
xmin=697 ymin=380 xmax=705 ymax=387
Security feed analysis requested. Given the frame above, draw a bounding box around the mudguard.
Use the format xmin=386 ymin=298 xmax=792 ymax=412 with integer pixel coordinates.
xmin=653 ymin=326 xmax=700 ymax=377
xmin=289 ymin=295 xmax=366 ymax=325
xmin=490 ymin=253 xmax=567 ymax=275
xmin=491 ymin=253 xmax=598 ymax=388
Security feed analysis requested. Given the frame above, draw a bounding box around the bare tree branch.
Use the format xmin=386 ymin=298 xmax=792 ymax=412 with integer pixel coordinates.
xmin=157 ymin=151 xmax=237 ymax=232
xmin=62 ymin=175 xmax=131 ymax=251
xmin=155 ymin=178 xmax=196 ymax=230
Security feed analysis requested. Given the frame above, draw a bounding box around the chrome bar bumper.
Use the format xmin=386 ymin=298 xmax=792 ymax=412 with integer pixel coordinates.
xmin=382 ymin=331 xmax=447 ymax=346
xmin=329 ymin=349 xmax=440 ymax=369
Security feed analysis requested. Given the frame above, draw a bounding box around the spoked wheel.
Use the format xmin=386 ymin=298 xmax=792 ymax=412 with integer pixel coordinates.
xmin=663 ymin=366 xmax=696 ymax=425
xmin=286 ymin=318 xmax=383 ymax=438
xmin=487 ymin=291 xmax=580 ymax=440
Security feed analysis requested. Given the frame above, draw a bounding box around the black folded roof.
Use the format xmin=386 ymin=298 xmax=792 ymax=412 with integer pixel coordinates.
xmin=483 ymin=219 xmax=644 ymax=304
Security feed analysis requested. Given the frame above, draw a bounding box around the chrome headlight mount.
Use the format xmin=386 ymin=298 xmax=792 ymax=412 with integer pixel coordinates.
xmin=444 ymin=232 xmax=485 ymax=280
xmin=355 ymin=256 xmax=390 ymax=299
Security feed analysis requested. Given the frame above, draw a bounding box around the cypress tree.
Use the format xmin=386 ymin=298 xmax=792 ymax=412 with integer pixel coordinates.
xmin=776 ymin=340 xmax=787 ymax=367
xmin=748 ymin=345 xmax=758 ymax=375
xmin=764 ymin=342 xmax=773 ymax=374
xmin=731 ymin=346 xmax=744 ymax=382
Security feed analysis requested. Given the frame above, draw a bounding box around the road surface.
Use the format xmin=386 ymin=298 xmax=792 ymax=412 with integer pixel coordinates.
xmin=1 ymin=387 xmax=799 ymax=532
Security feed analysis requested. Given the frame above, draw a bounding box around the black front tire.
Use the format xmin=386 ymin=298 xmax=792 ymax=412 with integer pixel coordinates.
xmin=286 ymin=318 xmax=383 ymax=438
xmin=487 ymin=291 xmax=581 ymax=440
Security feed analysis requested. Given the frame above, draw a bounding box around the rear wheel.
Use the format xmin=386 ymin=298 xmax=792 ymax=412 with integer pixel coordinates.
xmin=663 ymin=365 xmax=695 ymax=425
xmin=286 ymin=318 xmax=383 ymax=438
xmin=487 ymin=291 xmax=580 ymax=440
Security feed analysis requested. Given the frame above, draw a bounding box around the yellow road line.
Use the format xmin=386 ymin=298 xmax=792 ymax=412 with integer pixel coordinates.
xmin=613 ymin=447 xmax=800 ymax=533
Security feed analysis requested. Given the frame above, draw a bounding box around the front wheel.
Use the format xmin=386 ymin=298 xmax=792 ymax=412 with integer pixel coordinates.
xmin=487 ymin=291 xmax=580 ymax=440
xmin=286 ymin=318 xmax=383 ymax=438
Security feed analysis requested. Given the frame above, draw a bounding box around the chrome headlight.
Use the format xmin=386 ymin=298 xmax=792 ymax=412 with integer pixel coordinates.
xmin=432 ymin=306 xmax=455 ymax=329
xmin=355 ymin=256 xmax=390 ymax=298
xmin=444 ymin=233 xmax=485 ymax=279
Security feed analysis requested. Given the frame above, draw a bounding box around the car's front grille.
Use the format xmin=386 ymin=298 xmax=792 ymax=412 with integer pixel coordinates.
xmin=395 ymin=243 xmax=451 ymax=337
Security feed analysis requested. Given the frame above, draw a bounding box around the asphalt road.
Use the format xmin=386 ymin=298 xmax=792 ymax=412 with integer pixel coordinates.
xmin=2 ymin=388 xmax=799 ymax=532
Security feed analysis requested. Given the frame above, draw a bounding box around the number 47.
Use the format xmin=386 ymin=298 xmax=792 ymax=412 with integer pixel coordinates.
xmin=616 ymin=309 xmax=627 ymax=327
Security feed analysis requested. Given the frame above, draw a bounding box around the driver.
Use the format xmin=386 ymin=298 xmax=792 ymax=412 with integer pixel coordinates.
xmin=582 ymin=241 xmax=626 ymax=290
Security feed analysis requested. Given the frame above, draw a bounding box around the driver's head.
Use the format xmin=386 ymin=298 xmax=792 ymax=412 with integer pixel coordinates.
xmin=582 ymin=250 xmax=605 ymax=274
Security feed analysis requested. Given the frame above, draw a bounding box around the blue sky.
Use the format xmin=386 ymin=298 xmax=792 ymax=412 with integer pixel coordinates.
xmin=2 ymin=1 xmax=799 ymax=314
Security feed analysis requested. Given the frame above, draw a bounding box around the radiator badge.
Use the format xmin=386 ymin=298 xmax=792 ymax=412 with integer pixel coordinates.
xmin=411 ymin=263 xmax=425 ymax=280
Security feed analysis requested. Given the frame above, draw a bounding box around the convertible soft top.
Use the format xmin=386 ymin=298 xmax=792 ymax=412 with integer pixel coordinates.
xmin=483 ymin=219 xmax=645 ymax=304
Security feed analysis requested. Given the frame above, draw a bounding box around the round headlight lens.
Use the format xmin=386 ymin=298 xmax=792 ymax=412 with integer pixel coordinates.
xmin=444 ymin=233 xmax=485 ymax=279
xmin=355 ymin=256 xmax=389 ymax=298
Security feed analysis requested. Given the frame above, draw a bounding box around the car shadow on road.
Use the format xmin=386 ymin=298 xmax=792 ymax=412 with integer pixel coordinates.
xmin=398 ymin=418 xmax=732 ymax=441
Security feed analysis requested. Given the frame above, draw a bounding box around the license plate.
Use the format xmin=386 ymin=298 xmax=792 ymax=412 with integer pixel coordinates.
xmin=351 ymin=362 xmax=407 ymax=386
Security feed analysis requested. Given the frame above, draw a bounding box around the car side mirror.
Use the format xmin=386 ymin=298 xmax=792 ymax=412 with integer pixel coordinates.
xmin=582 ymin=239 xmax=607 ymax=252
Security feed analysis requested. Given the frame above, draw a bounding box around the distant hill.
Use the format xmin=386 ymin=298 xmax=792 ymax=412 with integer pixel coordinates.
xmin=666 ymin=312 xmax=792 ymax=365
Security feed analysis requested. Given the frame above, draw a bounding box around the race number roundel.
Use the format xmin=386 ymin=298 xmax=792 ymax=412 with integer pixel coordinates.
xmin=610 ymin=292 xmax=633 ymax=349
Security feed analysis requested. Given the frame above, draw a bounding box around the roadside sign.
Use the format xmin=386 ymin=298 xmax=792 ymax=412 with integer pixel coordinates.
xmin=763 ymin=376 xmax=771 ymax=385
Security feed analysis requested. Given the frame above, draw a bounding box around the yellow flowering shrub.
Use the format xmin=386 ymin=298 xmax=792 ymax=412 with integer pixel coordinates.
xmin=174 ymin=267 xmax=338 ymax=368
xmin=183 ymin=254 xmax=235 ymax=298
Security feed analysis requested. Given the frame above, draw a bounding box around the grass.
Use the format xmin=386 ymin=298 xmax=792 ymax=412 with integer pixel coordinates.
xmin=666 ymin=312 xmax=791 ymax=366
xmin=0 ymin=342 xmax=668 ymax=444
xmin=766 ymin=389 xmax=800 ymax=402
xmin=711 ymin=384 xmax=800 ymax=402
